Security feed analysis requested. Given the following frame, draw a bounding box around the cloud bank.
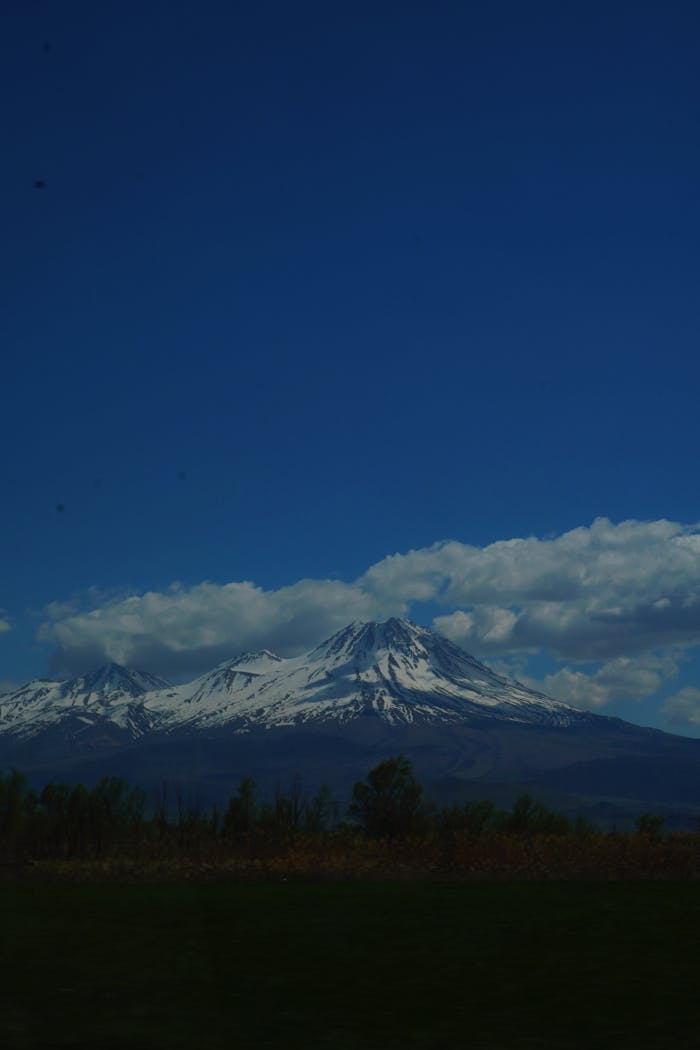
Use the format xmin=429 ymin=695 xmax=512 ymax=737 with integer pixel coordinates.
xmin=375 ymin=518 xmax=700 ymax=660
xmin=37 ymin=518 xmax=700 ymax=710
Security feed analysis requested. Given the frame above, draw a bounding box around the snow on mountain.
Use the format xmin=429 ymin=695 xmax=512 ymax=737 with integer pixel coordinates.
xmin=64 ymin=663 xmax=171 ymax=700
xmin=0 ymin=662 xmax=171 ymax=741
xmin=0 ymin=619 xmax=592 ymax=744
xmin=149 ymin=617 xmax=589 ymax=733
xmin=154 ymin=650 xmax=286 ymax=720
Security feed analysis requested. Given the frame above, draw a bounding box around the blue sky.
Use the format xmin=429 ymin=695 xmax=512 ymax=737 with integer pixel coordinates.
xmin=3 ymin=1 xmax=700 ymax=734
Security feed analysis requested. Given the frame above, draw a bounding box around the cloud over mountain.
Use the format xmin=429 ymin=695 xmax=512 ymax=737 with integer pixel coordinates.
xmin=521 ymin=653 xmax=682 ymax=711
xmin=40 ymin=578 xmax=405 ymax=680
xmin=373 ymin=517 xmax=700 ymax=660
xmin=37 ymin=518 xmax=700 ymax=708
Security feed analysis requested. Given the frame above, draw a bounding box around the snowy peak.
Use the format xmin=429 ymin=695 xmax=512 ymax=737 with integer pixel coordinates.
xmin=310 ymin=617 xmax=432 ymax=672
xmin=314 ymin=617 xmax=422 ymax=658
xmin=0 ymin=662 xmax=170 ymax=743
xmin=149 ymin=618 xmax=588 ymax=732
xmin=61 ymin=663 xmax=171 ymax=700
xmin=228 ymin=650 xmax=283 ymax=671
xmin=311 ymin=618 xmax=505 ymax=684
xmin=171 ymin=650 xmax=285 ymax=710
xmin=0 ymin=619 xmax=594 ymax=743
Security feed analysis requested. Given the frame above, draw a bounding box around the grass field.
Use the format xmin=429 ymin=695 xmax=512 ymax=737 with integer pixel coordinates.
xmin=2 ymin=880 xmax=700 ymax=1048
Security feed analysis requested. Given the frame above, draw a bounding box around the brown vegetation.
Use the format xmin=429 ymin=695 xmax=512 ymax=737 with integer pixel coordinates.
xmin=2 ymin=759 xmax=700 ymax=881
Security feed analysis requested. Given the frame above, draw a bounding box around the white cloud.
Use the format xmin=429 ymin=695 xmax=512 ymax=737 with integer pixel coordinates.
xmin=368 ymin=517 xmax=700 ymax=661
xmin=39 ymin=577 xmax=405 ymax=679
xmin=661 ymin=687 xmax=700 ymax=728
xmin=34 ymin=518 xmax=700 ymax=707
xmin=521 ymin=653 xmax=681 ymax=710
xmin=0 ymin=619 xmax=11 ymax=634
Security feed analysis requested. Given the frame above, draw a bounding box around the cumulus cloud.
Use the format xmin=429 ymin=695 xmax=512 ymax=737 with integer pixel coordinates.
xmin=35 ymin=518 xmax=700 ymax=707
xmin=660 ymin=688 xmax=700 ymax=728
xmin=521 ymin=654 xmax=681 ymax=710
xmin=0 ymin=611 xmax=12 ymax=634
xmin=374 ymin=517 xmax=700 ymax=661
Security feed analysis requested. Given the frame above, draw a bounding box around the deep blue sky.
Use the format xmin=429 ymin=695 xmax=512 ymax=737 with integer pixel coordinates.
xmin=3 ymin=2 xmax=700 ymax=732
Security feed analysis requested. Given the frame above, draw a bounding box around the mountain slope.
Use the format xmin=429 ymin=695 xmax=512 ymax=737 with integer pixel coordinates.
xmin=150 ymin=618 xmax=594 ymax=732
xmin=0 ymin=619 xmax=642 ymax=741
xmin=0 ymin=663 xmax=170 ymax=743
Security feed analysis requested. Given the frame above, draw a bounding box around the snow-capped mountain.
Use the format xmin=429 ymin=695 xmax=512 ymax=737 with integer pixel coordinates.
xmin=0 ymin=662 xmax=170 ymax=742
xmin=0 ymin=619 xmax=590 ymax=742
xmin=148 ymin=618 xmax=590 ymax=733
xmin=162 ymin=649 xmax=285 ymax=713
xmin=5 ymin=619 xmax=700 ymax=815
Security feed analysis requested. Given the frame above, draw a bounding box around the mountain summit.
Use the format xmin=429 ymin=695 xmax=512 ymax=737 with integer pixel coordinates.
xmin=0 ymin=618 xmax=587 ymax=742
xmin=0 ymin=662 xmax=170 ymax=743
xmin=162 ymin=616 xmax=587 ymax=733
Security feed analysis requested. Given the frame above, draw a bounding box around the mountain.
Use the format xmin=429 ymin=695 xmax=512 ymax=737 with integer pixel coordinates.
xmin=0 ymin=619 xmax=592 ymax=742
xmin=149 ymin=618 xmax=594 ymax=732
xmin=2 ymin=619 xmax=700 ymax=823
xmin=0 ymin=663 xmax=170 ymax=748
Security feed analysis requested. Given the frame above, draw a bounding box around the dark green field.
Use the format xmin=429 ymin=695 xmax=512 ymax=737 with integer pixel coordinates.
xmin=2 ymin=880 xmax=699 ymax=1048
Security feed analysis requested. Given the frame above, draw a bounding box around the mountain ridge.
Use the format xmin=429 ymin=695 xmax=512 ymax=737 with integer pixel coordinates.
xmin=0 ymin=618 xmax=598 ymax=742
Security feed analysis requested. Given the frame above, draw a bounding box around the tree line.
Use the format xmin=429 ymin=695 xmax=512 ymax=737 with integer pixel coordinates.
xmin=0 ymin=756 xmax=686 ymax=875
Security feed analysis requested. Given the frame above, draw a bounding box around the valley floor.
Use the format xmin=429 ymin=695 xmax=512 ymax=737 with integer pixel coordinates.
xmin=2 ymin=880 xmax=699 ymax=1049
